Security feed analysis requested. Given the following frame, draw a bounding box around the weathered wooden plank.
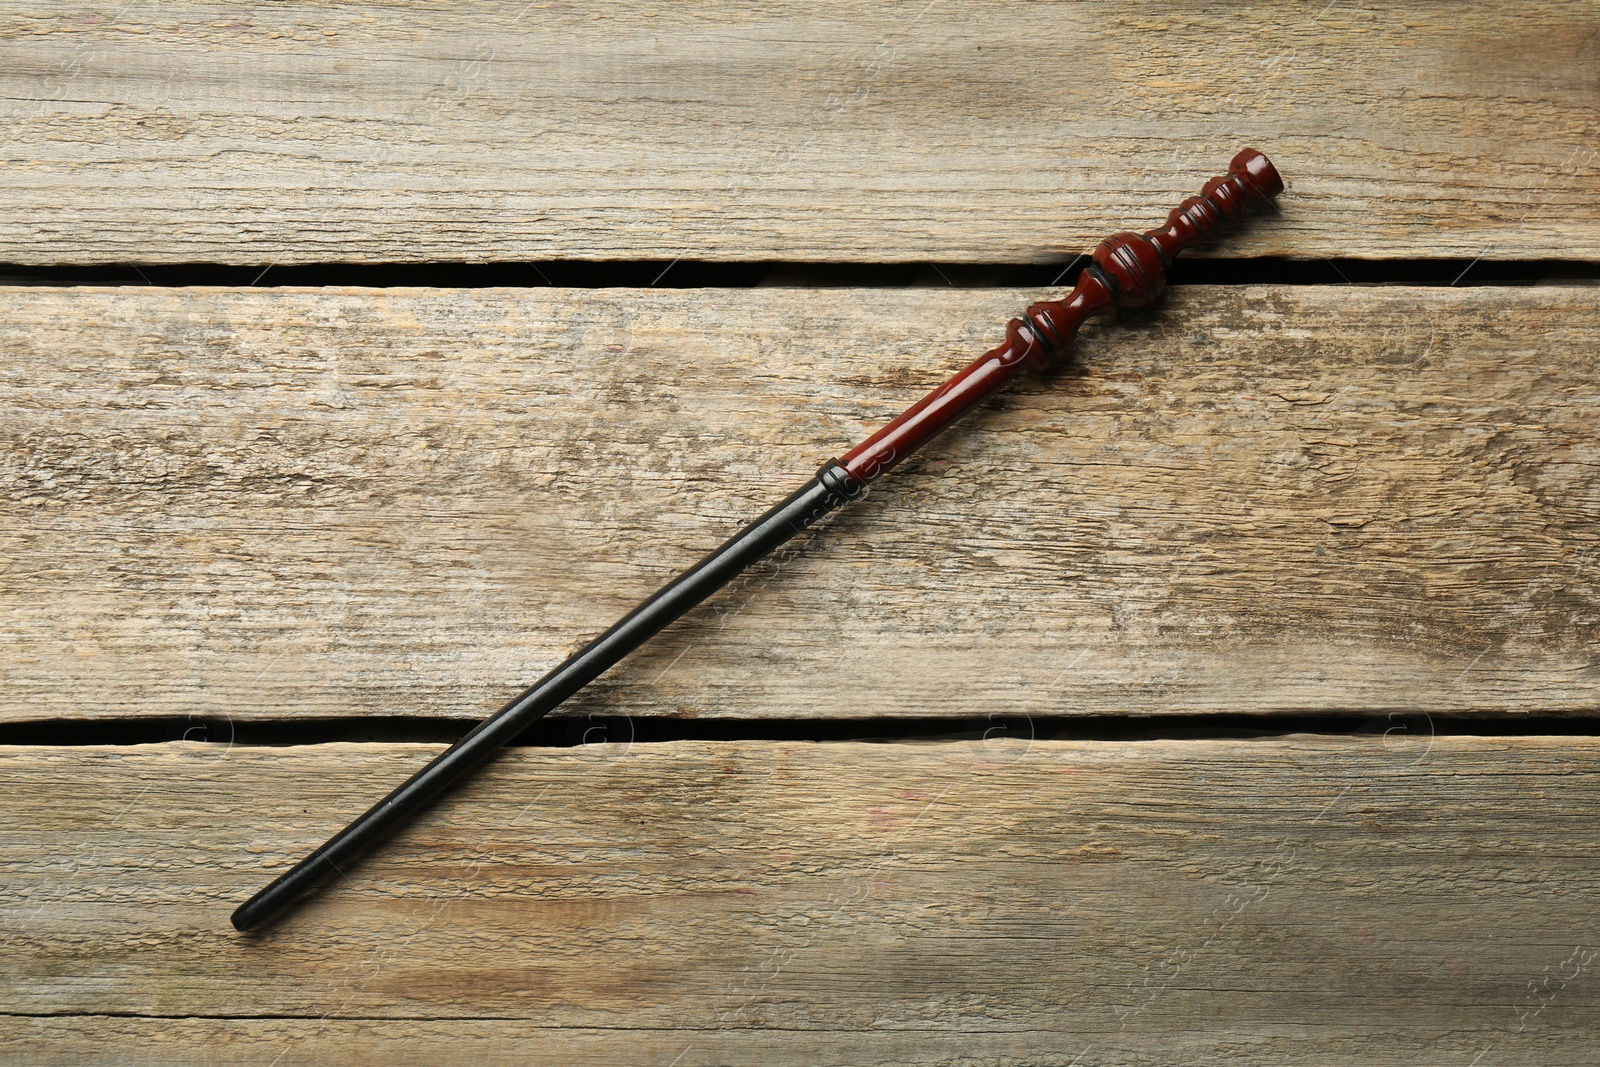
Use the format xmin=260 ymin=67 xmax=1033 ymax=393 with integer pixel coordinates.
xmin=2 ymin=285 xmax=1596 ymax=722
xmin=1 ymin=737 xmax=1597 ymax=1065
xmin=1 ymin=1 xmax=1596 ymax=263
xmin=5 ymin=1015 xmax=1594 ymax=1067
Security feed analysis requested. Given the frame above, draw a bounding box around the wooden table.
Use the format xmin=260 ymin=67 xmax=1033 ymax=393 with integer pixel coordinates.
xmin=3 ymin=4 xmax=1597 ymax=1063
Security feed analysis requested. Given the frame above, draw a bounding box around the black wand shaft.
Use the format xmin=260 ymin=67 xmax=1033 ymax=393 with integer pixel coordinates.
xmin=231 ymin=461 xmax=859 ymax=932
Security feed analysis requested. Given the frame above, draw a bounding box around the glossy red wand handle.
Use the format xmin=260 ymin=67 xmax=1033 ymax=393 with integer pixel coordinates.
xmin=837 ymin=148 xmax=1284 ymax=484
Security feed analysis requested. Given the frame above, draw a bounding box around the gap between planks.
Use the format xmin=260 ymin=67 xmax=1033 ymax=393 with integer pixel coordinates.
xmin=4 ymin=258 xmax=1600 ymax=290
xmin=10 ymin=711 xmax=1598 ymax=749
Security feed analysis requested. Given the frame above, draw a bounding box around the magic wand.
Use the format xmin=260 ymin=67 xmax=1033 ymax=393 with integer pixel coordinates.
xmin=232 ymin=147 xmax=1284 ymax=931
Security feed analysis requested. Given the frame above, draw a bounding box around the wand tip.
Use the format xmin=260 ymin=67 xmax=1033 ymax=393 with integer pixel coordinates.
xmin=230 ymin=900 xmax=262 ymax=932
xmin=230 ymin=884 xmax=286 ymax=932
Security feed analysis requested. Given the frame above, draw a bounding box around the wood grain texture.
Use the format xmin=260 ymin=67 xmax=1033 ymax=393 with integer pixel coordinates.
xmin=2 ymin=1 xmax=1597 ymax=264
xmin=2 ymin=737 xmax=1598 ymax=1064
xmin=2 ymin=285 xmax=1597 ymax=724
